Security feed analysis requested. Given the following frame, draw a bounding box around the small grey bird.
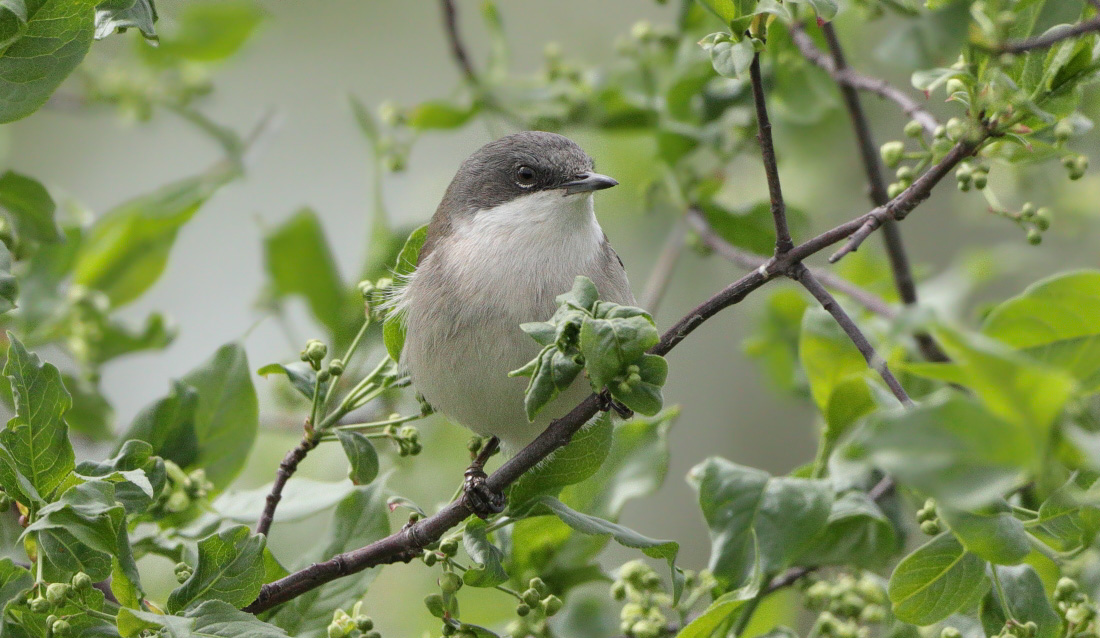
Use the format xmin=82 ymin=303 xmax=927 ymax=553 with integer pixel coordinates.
xmin=395 ymin=131 xmax=634 ymax=462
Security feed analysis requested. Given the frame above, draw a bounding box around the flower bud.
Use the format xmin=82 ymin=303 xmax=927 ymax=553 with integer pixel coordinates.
xmin=1055 ymin=577 xmax=1079 ymax=600
xmin=302 ymin=339 xmax=328 ymax=365
xmin=940 ymin=626 xmax=961 ymax=638
xmin=934 ymin=125 xmax=947 ymax=139
xmin=896 ymin=166 xmax=914 ymax=184
xmin=542 ymin=595 xmax=563 ymax=616
xmin=516 ymin=603 xmax=530 ymax=617
xmin=439 ymin=572 xmax=463 ymax=594
xmin=422 ymin=550 xmax=438 ymax=566
xmin=945 ymin=117 xmax=967 ymax=141
xmin=1055 ymin=119 xmax=1074 ymax=142
xmin=973 ymin=173 xmax=987 ymax=190
xmin=880 ymin=141 xmax=905 ymax=168
xmin=440 ymin=538 xmax=459 ymax=557
xmin=887 ymin=183 xmax=904 ymax=199
xmin=30 ymin=597 xmax=49 ymax=613
xmin=71 ymin=572 xmax=92 ymax=591
xmin=175 ymin=562 xmax=193 ymax=583
xmin=529 ymin=577 xmax=547 ymax=595
xmin=328 ymin=359 xmax=345 ymax=376
xmin=920 ymin=520 xmax=940 ymax=535
xmin=522 ymin=588 xmax=541 ymax=607
xmin=45 ymin=583 xmax=70 ymax=606
xmin=357 ymin=617 xmax=374 ymax=631
xmin=1027 ymin=228 xmax=1042 ymax=245
xmin=1034 ymin=207 xmax=1051 ymax=230
xmin=317 ymin=369 xmax=331 ymax=383
xmin=611 ymin=581 xmax=627 ymax=600
xmin=51 ymin=620 xmax=71 ymax=637
xmin=904 ymin=120 xmax=924 ymax=138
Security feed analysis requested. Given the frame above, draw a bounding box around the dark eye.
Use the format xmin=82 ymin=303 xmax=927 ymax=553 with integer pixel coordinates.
xmin=515 ymin=166 xmax=537 ymax=187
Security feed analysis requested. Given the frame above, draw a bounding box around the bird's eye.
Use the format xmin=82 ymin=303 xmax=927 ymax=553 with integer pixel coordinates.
xmin=515 ymin=166 xmax=537 ymax=187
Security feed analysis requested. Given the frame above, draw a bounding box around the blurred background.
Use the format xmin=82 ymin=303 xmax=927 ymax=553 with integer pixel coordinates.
xmin=5 ymin=0 xmax=1099 ymax=633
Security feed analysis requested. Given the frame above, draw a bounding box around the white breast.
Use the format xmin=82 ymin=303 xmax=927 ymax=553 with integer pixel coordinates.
xmin=398 ymin=190 xmax=633 ymax=449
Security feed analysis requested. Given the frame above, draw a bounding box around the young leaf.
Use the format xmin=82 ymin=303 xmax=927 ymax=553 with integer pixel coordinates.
xmin=336 ymin=430 xmax=379 ymax=485
xmin=888 ymin=533 xmax=987 ymax=625
xmin=93 ymin=0 xmax=157 ymax=41
xmin=982 ymin=565 xmax=1061 ymax=638
xmin=257 ymin=362 xmax=328 ymax=402
xmin=407 ymin=100 xmax=478 ymax=130
xmin=119 ymin=600 xmax=289 ymax=638
xmin=676 ymin=559 xmax=761 ymax=638
xmin=2 ymin=333 xmax=75 ymax=502
xmin=167 ymin=525 xmax=267 ymax=613
xmin=797 ymin=490 xmax=899 ymax=569
xmin=0 ymin=170 xmax=60 ymax=243
xmin=139 ymin=0 xmax=263 ymax=63
xmin=463 ymin=518 xmax=508 ymax=587
xmin=213 ymin=478 xmax=355 ymax=524
xmin=508 ymin=413 xmax=613 ymax=510
xmin=76 ymin=439 xmax=164 ymax=515
xmin=1033 ymin=474 xmax=1100 ymax=552
xmin=607 ymin=353 xmax=667 ymax=416
xmin=939 ymin=500 xmax=1030 ymax=565
xmin=578 ymin=310 xmax=659 ymax=389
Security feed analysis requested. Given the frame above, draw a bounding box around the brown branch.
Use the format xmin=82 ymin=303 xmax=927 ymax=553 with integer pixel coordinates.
xmin=686 ymin=209 xmax=896 ymax=319
xmin=640 ymin=217 xmax=687 ymax=314
xmin=790 ymin=24 xmax=938 ymax=135
xmin=818 ymin=23 xmax=950 ymax=363
xmin=255 ymin=428 xmax=320 ymax=536
xmin=790 ymin=264 xmax=913 ymax=407
xmin=749 ymin=52 xmax=794 ymax=255
xmin=995 ymin=17 xmax=1100 ymax=54
xmin=440 ymin=0 xmax=477 ymax=83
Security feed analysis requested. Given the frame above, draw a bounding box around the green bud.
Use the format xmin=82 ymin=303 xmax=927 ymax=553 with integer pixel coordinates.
xmin=945 ymin=78 xmax=967 ymax=96
xmin=887 ymin=183 xmax=904 ymax=199
xmin=631 ymin=20 xmax=652 ymax=41
xmin=328 ymin=359 xmax=344 ymax=376
xmin=422 ymin=550 xmax=438 ymax=566
xmin=1067 ymin=603 xmax=1093 ymax=625
xmin=45 ymin=583 xmax=70 ymax=606
xmin=522 ymin=588 xmax=541 ymax=607
xmin=1021 ymin=202 xmax=1035 ymax=218
xmin=1034 ymin=207 xmax=1052 ymax=230
xmin=30 ymin=597 xmax=49 ymax=613
xmin=958 ymin=181 xmax=971 ymax=192
xmin=880 ymin=141 xmax=905 ymax=168
xmin=934 ymin=125 xmax=947 ymax=139
xmin=896 ymin=165 xmax=914 ymax=184
xmin=933 ymin=138 xmax=954 ymax=157
xmin=1076 ymin=155 xmax=1089 ymax=174
xmin=442 ymin=623 xmax=457 ymax=637
xmin=945 ymin=117 xmax=966 ymax=141
xmin=71 ymin=572 xmax=92 ymax=591
xmin=51 ymin=620 xmax=71 ymax=637
xmin=941 ymin=627 xmax=962 ymax=638
xmin=973 ymin=173 xmax=988 ymax=190
xmin=611 ymin=581 xmax=627 ymax=601
xmin=642 ymin=572 xmax=661 ymax=590
xmin=996 ymin=11 xmax=1016 ymax=28
xmin=632 ymin=619 xmax=662 ymax=638
xmin=45 ymin=615 xmax=58 ymax=628
xmin=358 ymin=280 xmax=376 ymax=298
xmin=440 ymin=538 xmax=459 ymax=557
xmin=302 ymin=339 xmax=328 ymax=365
xmin=860 ymin=605 xmax=886 ymax=624
xmin=542 ymin=595 xmax=563 ymax=616
xmin=1027 ymin=228 xmax=1042 ymax=245
xmin=920 ymin=520 xmax=941 ymax=535
xmin=424 ymin=593 xmax=444 ymax=613
xmin=357 ymin=617 xmax=374 ymax=631
xmin=516 ymin=603 xmax=530 ymax=617
xmin=1055 ymin=577 xmax=1079 ymax=601
xmin=1023 ymin=621 xmax=1038 ymax=638
xmin=317 ymin=369 xmax=331 ymax=383
xmin=439 ymin=572 xmax=463 ymax=594
xmin=467 ymin=437 xmax=483 ymax=454
xmin=529 ymin=577 xmax=547 ymax=595
xmin=1055 ymin=119 xmax=1074 ymax=142
xmin=904 ymin=120 xmax=924 ymax=138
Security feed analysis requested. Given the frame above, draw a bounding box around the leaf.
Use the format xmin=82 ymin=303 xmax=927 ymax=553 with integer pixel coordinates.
xmin=94 ymin=0 xmax=157 ymax=41
xmin=699 ymin=201 xmax=810 ymax=257
xmin=939 ymin=500 xmax=1030 ymax=565
xmin=982 ymin=270 xmax=1100 ymax=392
xmin=257 ymin=362 xmax=327 ymax=402
xmin=511 ymin=344 xmax=584 ymax=421
xmin=0 ymin=1 xmax=28 ymax=53
xmin=72 ymin=163 xmax=240 ymax=307
xmin=983 ymin=565 xmax=1061 ymax=638
xmin=119 ymin=600 xmax=289 ymax=638
xmin=462 ymin=518 xmax=508 ymax=587
xmin=700 ymin=34 xmax=754 ymax=80
xmin=263 ymin=208 xmax=357 ymax=339
xmin=383 ymin=224 xmax=428 ymax=361
xmin=167 ymin=525 xmax=267 ymax=613
xmin=850 ymin=393 xmax=1035 ymax=509
xmin=76 ymin=439 xmax=164 ymax=515
xmin=608 ymin=353 xmax=668 ymax=416
xmin=788 ymin=0 xmax=837 ymax=20
xmin=266 ymin=484 xmax=389 ymax=638
xmin=742 ymin=288 xmax=810 ymax=395
xmin=1033 ymin=475 xmax=1100 ymax=552
xmin=675 ymin=567 xmax=761 ymax=638
xmin=336 ymin=430 xmax=379 ymax=485
xmin=797 ymin=490 xmax=899 ymax=569
xmin=534 ymin=496 xmax=680 ymax=598
xmin=2 ymin=332 xmax=75 ymax=502
xmin=0 ymin=0 xmax=96 ymax=124
xmin=0 ymin=170 xmax=60 ymax=242
xmin=0 ymin=558 xmax=32 ymax=615
xmin=579 ymin=310 xmax=659 ymax=389
xmin=0 ymin=241 xmax=15 ymax=314
xmin=92 ymin=312 xmax=177 ymax=365
xmin=687 ymin=457 xmax=833 ymax=588
xmin=800 ymin=307 xmax=874 ymax=437
xmin=212 ymin=478 xmax=355 ymax=524
xmin=508 ymin=412 xmax=613 ymax=510
xmin=118 ymin=379 xmax=200 ymax=473
xmin=888 ymin=533 xmax=987 ymax=625
xmin=407 ymin=100 xmax=478 ymax=130
xmin=140 ymin=0 xmax=263 ymax=63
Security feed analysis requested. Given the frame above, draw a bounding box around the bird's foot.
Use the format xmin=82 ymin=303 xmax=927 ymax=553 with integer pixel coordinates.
xmin=462 ymin=436 xmax=506 ymax=518
xmin=597 ymin=391 xmax=634 ymax=419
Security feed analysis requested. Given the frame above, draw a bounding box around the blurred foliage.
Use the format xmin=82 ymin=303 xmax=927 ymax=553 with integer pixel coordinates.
xmin=0 ymin=0 xmax=1096 ymax=637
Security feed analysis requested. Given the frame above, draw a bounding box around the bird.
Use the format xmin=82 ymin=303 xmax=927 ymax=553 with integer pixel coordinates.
xmin=392 ymin=131 xmax=634 ymax=511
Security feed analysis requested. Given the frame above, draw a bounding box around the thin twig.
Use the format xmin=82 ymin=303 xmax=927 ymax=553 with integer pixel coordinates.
xmin=790 ymin=264 xmax=913 ymax=407
xmin=818 ymin=23 xmax=950 ymax=363
xmin=640 ymin=217 xmax=687 ymax=314
xmin=255 ymin=428 xmax=319 ymax=536
xmin=749 ymin=52 xmax=794 ymax=254
xmin=789 ymin=24 xmax=938 ymax=135
xmin=995 ymin=17 xmax=1100 ymax=54
xmin=686 ymin=209 xmax=896 ymax=319
xmin=829 ymin=136 xmax=984 ymax=263
xmin=440 ymin=0 xmax=477 ymax=82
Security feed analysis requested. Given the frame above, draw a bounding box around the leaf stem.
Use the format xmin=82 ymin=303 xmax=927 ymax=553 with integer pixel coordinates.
xmin=991 ymin=566 xmax=1018 ymax=623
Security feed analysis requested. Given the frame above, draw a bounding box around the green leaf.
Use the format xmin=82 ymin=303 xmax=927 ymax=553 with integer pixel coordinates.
xmin=788 ymin=0 xmax=837 ymax=20
xmin=0 ymin=170 xmax=60 ymax=242
xmin=140 ymin=0 xmax=262 ymax=63
xmin=92 ymin=312 xmax=177 ymax=365
xmin=608 ymin=353 xmax=668 ymax=416
xmin=0 ymin=1 xmax=28 ymax=53
xmin=407 ymin=100 xmax=478 ymax=130
xmin=508 ymin=412 xmax=613 ymax=511
xmin=534 ymin=496 xmax=680 ymax=598
xmin=336 ymin=430 xmax=379 ymax=485
xmin=888 ymin=533 xmax=987 ymax=625
xmin=0 ymin=241 xmax=15 ymax=314
xmin=579 ymin=309 xmax=659 ymax=389
xmin=0 ymin=558 xmax=32 ymax=617
xmin=119 ymin=600 xmax=289 ymax=638
xmin=76 ymin=439 xmax=164 ymax=515
xmin=167 ymin=525 xmax=267 ymax=613
xmin=462 ymin=518 xmax=508 ymax=587
xmin=382 ymin=224 xmax=428 ymax=361
xmin=983 ymin=565 xmax=1061 ymax=638
xmin=263 ymin=208 xmax=357 ymax=339
xmin=800 ymin=307 xmax=874 ymax=437
xmin=257 ymin=362 xmax=327 ymax=402
xmin=982 ymin=270 xmax=1100 ymax=392
xmin=851 ymin=393 xmax=1035 ymax=509
xmin=699 ymin=201 xmax=810 ymax=257
xmin=72 ymin=163 xmax=240 ymax=307
xmin=797 ymin=490 xmax=899 ymax=569
xmin=266 ymin=484 xmax=389 ymax=638
xmin=672 ymin=547 xmax=761 ymax=638
xmin=743 ymin=288 xmax=810 ymax=395
xmin=2 ymin=332 xmax=74 ymax=502
xmin=688 ymin=457 xmax=833 ymax=588
xmin=94 ymin=0 xmax=157 ymax=41
xmin=700 ymin=33 xmax=753 ymax=80
xmin=511 ymin=344 xmax=584 ymax=422
xmin=1033 ymin=475 xmax=1100 ymax=552
xmin=212 ymin=478 xmax=355 ymax=525
xmin=118 ymin=379 xmax=200 ymax=474
xmin=0 ymin=0 xmax=96 ymax=124
xmin=939 ymin=500 xmax=1030 ymax=565
xmin=39 ymin=526 xmax=112 ymax=581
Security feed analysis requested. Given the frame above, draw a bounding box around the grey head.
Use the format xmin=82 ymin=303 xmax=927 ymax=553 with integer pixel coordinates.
xmin=419 ymin=131 xmax=617 ymax=264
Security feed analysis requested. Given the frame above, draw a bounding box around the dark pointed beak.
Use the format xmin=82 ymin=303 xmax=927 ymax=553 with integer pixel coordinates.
xmin=559 ymin=172 xmax=618 ymax=195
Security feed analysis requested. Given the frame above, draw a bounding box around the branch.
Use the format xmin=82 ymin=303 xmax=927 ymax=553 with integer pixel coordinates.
xmin=790 ymin=263 xmax=913 ymax=407
xmin=818 ymin=23 xmax=950 ymax=363
xmin=789 ymin=24 xmax=938 ymax=135
xmin=640 ymin=217 xmax=687 ymax=314
xmin=749 ymin=52 xmax=794 ymax=254
xmin=255 ymin=428 xmax=319 ymax=536
xmin=828 ymin=136 xmax=984 ymax=263
xmin=995 ymin=16 xmax=1100 ymax=54
xmin=440 ymin=0 xmax=477 ymax=83
xmin=686 ymin=209 xmax=896 ymax=319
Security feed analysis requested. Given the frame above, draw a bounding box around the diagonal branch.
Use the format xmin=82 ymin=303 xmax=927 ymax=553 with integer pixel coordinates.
xmin=818 ymin=23 xmax=950 ymax=363
xmin=256 ymin=428 xmax=319 ymax=536
xmin=749 ymin=52 xmax=794 ymax=254
xmin=640 ymin=217 xmax=687 ymax=314
xmin=995 ymin=16 xmax=1100 ymax=54
xmin=440 ymin=0 xmax=477 ymax=83
xmin=789 ymin=24 xmax=938 ymax=135
xmin=790 ymin=264 xmax=913 ymax=406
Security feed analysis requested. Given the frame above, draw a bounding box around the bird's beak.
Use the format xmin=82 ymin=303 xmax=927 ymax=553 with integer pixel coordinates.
xmin=559 ymin=172 xmax=619 ymax=195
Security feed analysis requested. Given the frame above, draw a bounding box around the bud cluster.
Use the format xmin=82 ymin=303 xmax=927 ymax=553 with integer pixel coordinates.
xmin=803 ymin=571 xmax=888 ymax=638
xmin=152 ymin=461 xmax=213 ymax=515
xmin=21 ymin=572 xmax=97 ymax=636
xmin=359 ymin=278 xmax=393 ymax=321
xmin=917 ymin=498 xmax=941 ymax=535
xmin=505 ymin=577 xmax=562 ymax=638
xmin=1055 ymin=577 xmax=1099 ymax=636
xmin=1063 ymin=154 xmax=1089 ymax=181
xmin=612 ymin=560 xmax=673 ymax=638
xmin=327 ymin=602 xmax=379 ymax=638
